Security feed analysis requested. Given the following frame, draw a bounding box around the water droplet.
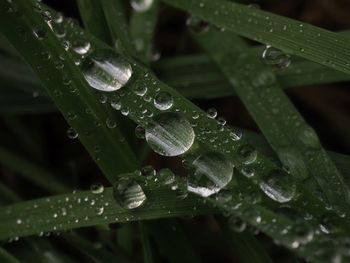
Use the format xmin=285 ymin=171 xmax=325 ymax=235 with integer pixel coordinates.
xmin=135 ymin=125 xmax=145 ymax=139
xmin=72 ymin=39 xmax=91 ymax=55
xmin=262 ymin=45 xmax=291 ymax=68
xmin=82 ymin=49 xmax=133 ymax=92
xmin=130 ymin=0 xmax=153 ymax=12
xmin=145 ymin=112 xmax=195 ymax=157
xmin=188 ymin=152 xmax=234 ymax=197
xmin=228 ymin=216 xmax=246 ymax=232
xmin=113 ymin=177 xmax=147 ymax=209
xmin=33 ymin=27 xmax=47 ymax=40
xmin=158 ymin=168 xmax=175 ymax=185
xmin=259 ymin=171 xmax=296 ymax=203
xmin=67 ymin=127 xmax=78 ymax=139
xmin=141 ymin=165 xmax=156 ymax=177
xmin=106 ymin=118 xmax=116 ymax=129
xmin=298 ymin=125 xmax=321 ymax=150
xmin=238 ymin=145 xmax=257 ymax=165
xmin=154 ymin=91 xmax=173 ymax=111
xmin=91 ymin=183 xmax=104 ymax=194
xmin=206 ymin=108 xmax=217 ymax=119
xmin=186 ymin=15 xmax=209 ymax=33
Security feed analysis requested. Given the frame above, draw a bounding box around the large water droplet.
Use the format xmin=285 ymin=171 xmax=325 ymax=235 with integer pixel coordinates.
xmin=113 ymin=177 xmax=147 ymax=209
xmin=154 ymin=91 xmax=173 ymax=111
xmin=259 ymin=171 xmax=296 ymax=203
xmin=188 ymin=152 xmax=233 ymax=197
xmin=145 ymin=112 xmax=195 ymax=157
xmin=130 ymin=0 xmax=153 ymax=12
xmin=82 ymin=50 xmax=132 ymax=92
xmin=262 ymin=45 xmax=291 ymax=68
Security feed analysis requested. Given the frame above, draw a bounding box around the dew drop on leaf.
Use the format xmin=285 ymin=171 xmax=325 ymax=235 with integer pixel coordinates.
xmin=67 ymin=127 xmax=78 ymax=139
xmin=72 ymin=39 xmax=91 ymax=55
xmin=90 ymin=183 xmax=104 ymax=194
xmin=145 ymin=112 xmax=195 ymax=157
xmin=228 ymin=216 xmax=247 ymax=232
xmin=206 ymin=108 xmax=217 ymax=119
xmin=113 ymin=177 xmax=147 ymax=209
xmin=154 ymin=91 xmax=173 ymax=111
xmin=186 ymin=15 xmax=209 ymax=33
xmin=135 ymin=125 xmax=145 ymax=139
xmin=130 ymin=0 xmax=153 ymax=12
xmin=262 ymin=45 xmax=291 ymax=68
xmin=33 ymin=27 xmax=47 ymax=40
xmin=82 ymin=49 xmax=133 ymax=92
xmin=259 ymin=171 xmax=296 ymax=203
xmin=188 ymin=151 xmax=234 ymax=197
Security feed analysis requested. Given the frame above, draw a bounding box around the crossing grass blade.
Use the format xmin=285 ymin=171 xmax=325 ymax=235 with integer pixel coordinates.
xmin=217 ymin=217 xmax=273 ymax=263
xmin=0 ymin=186 xmax=216 ymax=240
xmin=193 ymin=28 xmax=350 ymax=215
xmin=162 ymin=0 xmax=350 ymax=76
xmin=0 ymin=0 xmax=139 ymax=183
xmin=101 ymin=0 xmax=138 ymax=57
xmin=139 ymin=222 xmax=155 ymax=263
xmin=153 ymin=53 xmax=350 ymax=99
xmin=130 ymin=0 xmax=159 ymax=64
xmin=0 ymin=247 xmax=21 ymax=263
xmin=76 ymin=0 xmax=111 ymax=44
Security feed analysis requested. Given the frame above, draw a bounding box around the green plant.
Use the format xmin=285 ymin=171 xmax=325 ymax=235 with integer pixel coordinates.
xmin=0 ymin=0 xmax=350 ymax=262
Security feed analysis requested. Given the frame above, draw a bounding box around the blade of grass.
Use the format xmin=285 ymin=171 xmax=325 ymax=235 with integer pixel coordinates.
xmin=153 ymin=54 xmax=350 ymax=99
xmin=101 ymin=0 xmax=138 ymax=57
xmin=0 ymin=247 xmax=21 ymax=263
xmin=162 ymin=0 xmax=350 ymax=76
xmin=147 ymin=219 xmax=200 ymax=263
xmin=193 ymin=27 xmax=350 ymax=214
xmin=0 ymin=0 xmax=139 ymax=183
xmin=139 ymin=222 xmax=154 ymax=263
xmin=217 ymin=216 xmax=273 ymax=263
xmin=0 ymin=186 xmax=217 ymax=240
xmin=130 ymin=0 xmax=159 ymax=64
xmin=62 ymin=233 xmax=131 ymax=263
xmin=76 ymin=0 xmax=111 ymax=44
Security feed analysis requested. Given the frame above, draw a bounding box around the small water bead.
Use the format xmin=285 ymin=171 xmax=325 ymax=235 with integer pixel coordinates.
xmin=110 ymin=99 xmax=122 ymax=110
xmin=82 ymin=49 xmax=133 ymax=92
xmin=298 ymin=125 xmax=321 ymax=150
xmin=228 ymin=127 xmax=242 ymax=141
xmin=141 ymin=165 xmax=156 ymax=177
xmin=33 ymin=27 xmax=47 ymax=40
xmin=259 ymin=171 xmax=296 ymax=203
xmin=154 ymin=91 xmax=173 ymax=111
xmin=145 ymin=112 xmax=195 ymax=157
xmin=291 ymin=221 xmax=314 ymax=245
xmin=130 ymin=0 xmax=154 ymax=12
xmin=106 ymin=118 xmax=116 ymax=129
xmin=72 ymin=39 xmax=91 ymax=55
xmin=186 ymin=15 xmax=209 ymax=33
xmin=158 ymin=168 xmax=175 ymax=185
xmin=206 ymin=108 xmax=217 ymax=119
xmin=67 ymin=127 xmax=78 ymax=139
xmin=96 ymin=207 xmax=104 ymax=215
xmin=228 ymin=216 xmax=247 ymax=232
xmin=91 ymin=183 xmax=104 ymax=194
xmin=238 ymin=145 xmax=257 ymax=165
xmin=135 ymin=125 xmax=145 ymax=139
xmin=113 ymin=177 xmax=147 ymax=209
xmin=241 ymin=167 xmax=255 ymax=178
xmin=188 ymin=152 xmax=234 ymax=197
xmin=262 ymin=45 xmax=291 ymax=68
xmin=16 ymin=219 xmax=22 ymax=225
xmin=217 ymin=117 xmax=226 ymax=126
xmin=132 ymin=85 xmax=147 ymax=96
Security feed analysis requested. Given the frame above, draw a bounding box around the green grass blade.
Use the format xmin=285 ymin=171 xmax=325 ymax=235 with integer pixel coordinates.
xmin=153 ymin=54 xmax=350 ymax=99
xmin=162 ymin=0 xmax=350 ymax=76
xmin=0 ymin=0 xmax=138 ymax=183
xmin=147 ymin=219 xmax=200 ymax=263
xmin=62 ymin=233 xmax=131 ymax=263
xmin=217 ymin=216 xmax=273 ymax=263
xmin=193 ymin=28 xmax=350 ymax=214
xmin=77 ymin=0 xmax=111 ymax=44
xmin=101 ymin=0 xmax=138 ymax=57
xmin=139 ymin=222 xmax=154 ymax=263
xmin=0 ymin=247 xmax=21 ymax=263
xmin=130 ymin=0 xmax=159 ymax=64
xmin=0 ymin=187 xmax=216 ymax=240
xmin=0 ymin=146 xmax=70 ymax=194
